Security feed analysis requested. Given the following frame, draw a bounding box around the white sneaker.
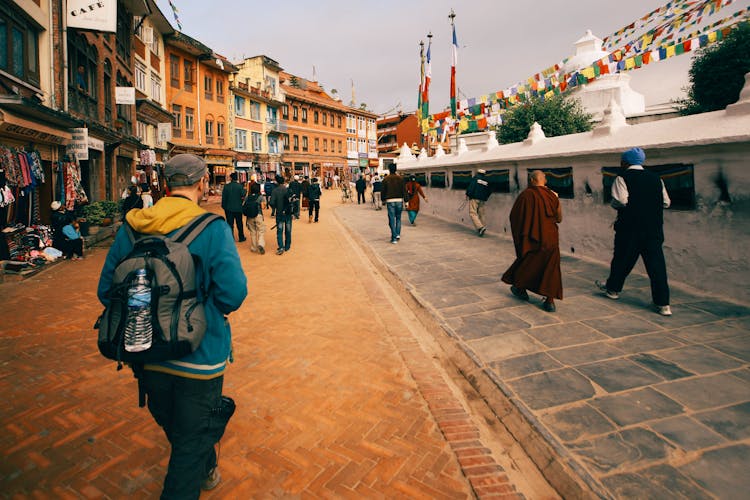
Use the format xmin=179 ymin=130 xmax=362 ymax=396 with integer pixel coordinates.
xmin=595 ymin=280 xmax=619 ymax=300
xmin=656 ymin=305 xmax=672 ymax=316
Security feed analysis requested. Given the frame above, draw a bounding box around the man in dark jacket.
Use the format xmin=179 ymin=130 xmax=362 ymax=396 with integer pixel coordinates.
xmin=597 ymin=147 xmax=672 ymax=316
xmin=466 ymin=168 xmax=492 ymax=236
xmin=380 ymin=164 xmax=406 ymax=244
xmin=221 ymin=172 xmax=245 ymax=242
xmin=288 ymin=175 xmax=302 ymax=219
xmin=263 ymin=177 xmax=277 ymax=215
xmin=307 ymin=177 xmax=322 ymax=223
xmin=355 ymin=175 xmax=367 ymax=204
xmin=269 ymin=174 xmax=292 ymax=255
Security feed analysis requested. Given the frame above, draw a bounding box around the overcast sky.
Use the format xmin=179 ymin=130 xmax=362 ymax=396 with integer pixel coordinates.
xmin=156 ymin=0 xmax=749 ymax=115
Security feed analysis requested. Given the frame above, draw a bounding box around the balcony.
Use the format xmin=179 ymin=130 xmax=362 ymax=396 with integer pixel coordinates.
xmin=266 ymin=119 xmax=287 ymax=133
xmin=69 ymin=87 xmax=99 ymax=121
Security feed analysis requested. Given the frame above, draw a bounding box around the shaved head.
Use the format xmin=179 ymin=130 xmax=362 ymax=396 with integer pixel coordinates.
xmin=530 ymin=170 xmax=546 ymax=186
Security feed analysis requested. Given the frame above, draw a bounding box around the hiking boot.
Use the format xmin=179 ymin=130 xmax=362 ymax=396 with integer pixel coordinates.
xmin=595 ymin=280 xmax=619 ymax=300
xmin=656 ymin=304 xmax=673 ymax=316
xmin=543 ymin=300 xmax=556 ymax=312
xmin=510 ymin=286 xmax=529 ymax=301
xmin=201 ymin=468 xmax=221 ymax=491
xmin=276 ymin=248 xmax=284 ymax=255
xmin=478 ymin=226 xmax=487 ymax=237
xmin=258 ymin=246 xmax=265 ymax=255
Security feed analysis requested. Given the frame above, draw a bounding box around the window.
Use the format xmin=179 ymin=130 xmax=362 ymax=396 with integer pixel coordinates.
xmin=151 ymin=72 xmax=162 ymax=102
xmin=234 ymin=95 xmax=245 ymax=116
xmin=314 ymin=111 xmax=319 ymax=124
xmin=252 ymin=132 xmax=262 ymax=152
xmin=322 ymin=113 xmax=327 ymax=126
xmin=115 ymin=7 xmax=131 ymax=61
xmin=292 ymin=106 xmax=298 ymax=121
xmin=323 ymin=139 xmax=328 ymax=152
xmin=137 ymin=121 xmax=148 ymax=142
xmin=302 ymin=136 xmax=308 ymax=151
xmin=135 ymin=61 xmax=147 ymax=92
xmin=250 ymin=102 xmax=260 ymax=120
xmin=282 ymin=105 xmax=289 ymax=119
xmin=283 ymin=135 xmax=290 ymax=151
xmin=0 ymin=8 xmax=40 ymax=86
xmin=67 ymin=33 xmax=98 ymax=118
xmin=268 ymin=136 xmax=279 ymax=154
xmin=235 ymin=129 xmax=247 ymax=150
xmin=314 ymin=138 xmax=319 ymax=151
xmin=337 ymin=116 xmax=342 ymax=128
xmin=452 ymin=171 xmax=473 ymax=190
xmin=185 ymin=107 xmax=194 ymax=139
xmin=486 ymin=169 xmax=511 ymax=193
xmin=293 ymin=135 xmax=299 ymax=151
xmin=172 ymin=104 xmax=182 ymax=137
xmin=430 ymin=172 xmax=446 ymax=188
xmin=116 ymin=72 xmax=132 ymax=135
xmin=330 ymin=113 xmax=335 ymax=127
xmin=217 ymin=121 xmax=225 ymax=146
xmin=169 ymin=54 xmax=180 ymax=88
xmin=204 ymin=75 xmax=213 ymax=100
xmin=103 ymin=59 xmax=112 ymax=124
xmin=150 ymin=37 xmax=160 ymax=57
xmin=301 ymin=108 xmax=308 ymax=123
xmin=205 ymin=119 xmax=214 ymax=144
xmin=183 ymin=60 xmax=193 ymax=91
xmin=266 ymin=106 xmax=277 ymax=124
xmin=216 ymin=80 xmax=224 ymax=103
xmin=338 ymin=140 xmax=342 ymax=153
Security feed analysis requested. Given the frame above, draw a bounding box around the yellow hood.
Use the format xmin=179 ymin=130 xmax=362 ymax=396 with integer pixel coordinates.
xmin=125 ymin=197 xmax=207 ymax=235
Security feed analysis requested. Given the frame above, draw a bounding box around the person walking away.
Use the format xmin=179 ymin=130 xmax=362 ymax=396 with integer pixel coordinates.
xmin=501 ymin=170 xmax=562 ymax=312
xmin=121 ymin=185 xmax=143 ymax=222
xmin=371 ymin=174 xmax=383 ymax=210
xmin=61 ymin=220 xmax=85 ymax=260
xmin=596 ymin=147 xmax=672 ymax=316
xmin=140 ymin=183 xmax=154 ymax=209
xmin=263 ymin=177 xmax=277 ymax=215
xmin=380 ymin=164 xmax=406 ymax=244
xmin=221 ymin=172 xmax=246 ymax=242
xmin=405 ymin=175 xmax=428 ymax=225
xmin=97 ymin=154 xmax=247 ymax=497
xmin=466 ymin=168 xmax=492 ymax=236
xmin=355 ymin=175 xmax=367 ymax=204
xmin=244 ymin=182 xmax=266 ymax=254
xmin=307 ymin=177 xmax=322 ymax=223
xmin=270 ymin=174 xmax=292 ymax=255
xmin=288 ymin=175 xmax=303 ymax=219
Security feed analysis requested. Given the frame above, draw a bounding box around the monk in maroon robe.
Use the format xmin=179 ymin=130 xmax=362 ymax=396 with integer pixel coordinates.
xmin=501 ymin=170 xmax=563 ymax=312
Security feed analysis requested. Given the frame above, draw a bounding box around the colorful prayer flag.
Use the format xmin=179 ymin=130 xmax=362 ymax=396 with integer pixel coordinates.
xmin=450 ymin=22 xmax=458 ymax=119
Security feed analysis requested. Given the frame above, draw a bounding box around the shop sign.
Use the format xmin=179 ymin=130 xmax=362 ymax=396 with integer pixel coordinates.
xmin=115 ymin=87 xmax=136 ymax=105
xmin=0 ymin=122 xmax=67 ymax=144
xmin=236 ymin=161 xmax=253 ymax=168
xmin=66 ymin=128 xmax=89 ymax=161
xmin=67 ymin=0 xmax=117 ymax=33
xmin=157 ymin=122 xmax=172 ymax=143
xmin=359 ymin=157 xmax=368 ymax=167
xmin=88 ymin=136 xmax=104 ymax=151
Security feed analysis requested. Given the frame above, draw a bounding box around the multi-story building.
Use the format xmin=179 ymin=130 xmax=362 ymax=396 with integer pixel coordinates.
xmin=345 ymin=108 xmax=378 ymax=180
xmin=165 ymin=31 xmax=236 ymax=187
xmin=133 ymin=0 xmax=174 ymax=197
xmin=231 ymin=56 xmax=285 ymax=179
xmin=376 ymin=112 xmax=422 ymax=156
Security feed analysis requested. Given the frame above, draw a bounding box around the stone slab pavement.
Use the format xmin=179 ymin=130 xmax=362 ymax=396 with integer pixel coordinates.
xmin=0 ymin=197 xmax=558 ymax=499
xmin=335 ymin=200 xmax=750 ymax=500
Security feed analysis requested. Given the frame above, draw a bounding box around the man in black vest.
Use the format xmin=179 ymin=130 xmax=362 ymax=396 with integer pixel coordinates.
xmin=596 ymin=148 xmax=672 ymax=316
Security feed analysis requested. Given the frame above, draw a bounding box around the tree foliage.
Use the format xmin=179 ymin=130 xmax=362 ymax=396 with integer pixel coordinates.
xmin=496 ymin=94 xmax=592 ymax=144
xmin=678 ymin=22 xmax=750 ymax=115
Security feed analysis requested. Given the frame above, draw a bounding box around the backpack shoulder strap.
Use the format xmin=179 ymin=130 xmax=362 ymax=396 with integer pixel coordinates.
xmin=171 ymin=213 xmax=223 ymax=246
xmin=124 ymin=222 xmax=139 ymax=244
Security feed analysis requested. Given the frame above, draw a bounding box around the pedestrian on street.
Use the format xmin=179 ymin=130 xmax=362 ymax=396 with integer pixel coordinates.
xmin=289 ymin=174 xmax=302 ymax=219
xmin=140 ymin=183 xmax=154 ymax=209
xmin=121 ymin=185 xmax=143 ymax=222
xmin=270 ymin=174 xmax=292 ymax=255
xmin=61 ymin=220 xmax=85 ymax=260
xmin=380 ymin=163 xmax=406 ymax=244
xmin=221 ymin=172 xmax=246 ymax=242
xmin=501 ymin=170 xmax=563 ymax=312
xmin=97 ymin=154 xmax=247 ymax=497
xmin=263 ymin=177 xmax=277 ymax=215
xmin=355 ymin=175 xmax=367 ymax=204
xmin=300 ymin=175 xmax=311 ymax=212
xmin=596 ymin=147 xmax=673 ymax=316
xmin=371 ymin=174 xmax=383 ymax=210
xmin=307 ymin=177 xmax=322 ymax=223
xmin=244 ymin=182 xmax=266 ymax=254
xmin=405 ymin=175 xmax=427 ymax=225
xmin=466 ymin=168 xmax=492 ymax=236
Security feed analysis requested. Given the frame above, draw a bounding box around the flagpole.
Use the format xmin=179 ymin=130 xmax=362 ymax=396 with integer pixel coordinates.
xmin=449 ymin=9 xmax=457 ymax=121
xmin=424 ymin=32 xmax=432 ymax=154
xmin=418 ymin=40 xmax=424 ymax=150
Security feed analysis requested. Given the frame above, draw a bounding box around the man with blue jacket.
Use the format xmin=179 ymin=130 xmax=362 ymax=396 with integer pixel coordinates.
xmin=97 ymin=154 xmax=247 ymax=498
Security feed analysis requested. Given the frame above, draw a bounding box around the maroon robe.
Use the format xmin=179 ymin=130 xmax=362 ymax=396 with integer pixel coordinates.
xmin=501 ymin=185 xmax=563 ymax=300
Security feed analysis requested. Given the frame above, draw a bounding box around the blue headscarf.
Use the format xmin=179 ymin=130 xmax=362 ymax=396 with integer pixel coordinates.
xmin=621 ymin=147 xmax=646 ymax=166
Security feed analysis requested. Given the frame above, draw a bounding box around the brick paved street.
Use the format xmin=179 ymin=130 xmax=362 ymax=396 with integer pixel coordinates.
xmin=0 ymin=196 xmax=556 ymax=499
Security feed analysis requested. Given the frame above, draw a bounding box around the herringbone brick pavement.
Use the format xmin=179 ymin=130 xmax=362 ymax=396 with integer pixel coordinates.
xmin=0 ymin=197 xmax=555 ymax=499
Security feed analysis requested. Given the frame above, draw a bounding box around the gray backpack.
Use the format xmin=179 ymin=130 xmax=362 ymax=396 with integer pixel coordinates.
xmin=97 ymin=213 xmax=222 ymax=368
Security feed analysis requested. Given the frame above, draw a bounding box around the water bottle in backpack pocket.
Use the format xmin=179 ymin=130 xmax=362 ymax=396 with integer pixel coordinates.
xmin=124 ymin=268 xmax=153 ymax=352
